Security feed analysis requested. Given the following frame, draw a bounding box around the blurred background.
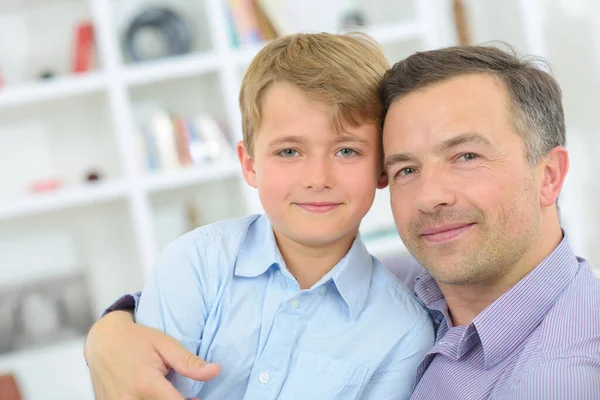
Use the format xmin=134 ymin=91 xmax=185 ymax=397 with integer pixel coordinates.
xmin=0 ymin=0 xmax=598 ymax=398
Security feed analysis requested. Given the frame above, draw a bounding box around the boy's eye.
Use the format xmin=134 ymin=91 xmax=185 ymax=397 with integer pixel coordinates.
xmin=336 ymin=148 xmax=356 ymax=157
xmin=457 ymin=153 xmax=478 ymax=162
xmin=279 ymin=149 xmax=299 ymax=158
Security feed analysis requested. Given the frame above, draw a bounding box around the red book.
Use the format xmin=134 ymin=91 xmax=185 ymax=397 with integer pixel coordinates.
xmin=73 ymin=22 xmax=95 ymax=73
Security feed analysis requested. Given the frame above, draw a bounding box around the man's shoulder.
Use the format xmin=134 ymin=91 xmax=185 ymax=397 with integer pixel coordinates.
xmin=537 ymin=262 xmax=600 ymax=359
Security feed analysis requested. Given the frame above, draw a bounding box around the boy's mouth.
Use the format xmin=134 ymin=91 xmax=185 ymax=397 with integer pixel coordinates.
xmin=294 ymin=202 xmax=342 ymax=213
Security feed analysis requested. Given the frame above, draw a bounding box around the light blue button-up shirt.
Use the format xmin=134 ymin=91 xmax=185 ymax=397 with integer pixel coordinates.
xmin=136 ymin=214 xmax=434 ymax=399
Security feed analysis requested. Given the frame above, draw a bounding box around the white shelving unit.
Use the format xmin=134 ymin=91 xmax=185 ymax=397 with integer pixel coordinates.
xmin=0 ymin=1 xmax=455 ymax=398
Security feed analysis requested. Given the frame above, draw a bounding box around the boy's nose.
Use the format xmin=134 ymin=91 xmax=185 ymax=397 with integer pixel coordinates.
xmin=303 ymin=157 xmax=333 ymax=191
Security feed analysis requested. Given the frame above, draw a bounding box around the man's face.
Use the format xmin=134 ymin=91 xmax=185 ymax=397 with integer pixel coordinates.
xmin=239 ymin=82 xmax=386 ymax=248
xmin=383 ymin=74 xmax=543 ymax=285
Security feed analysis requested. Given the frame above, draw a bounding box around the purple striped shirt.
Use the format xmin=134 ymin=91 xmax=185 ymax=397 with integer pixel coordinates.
xmin=411 ymin=236 xmax=600 ymax=399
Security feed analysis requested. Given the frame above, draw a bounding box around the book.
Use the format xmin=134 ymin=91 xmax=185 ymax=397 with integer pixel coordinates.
xmin=254 ymin=0 xmax=278 ymax=40
xmin=227 ymin=0 xmax=263 ymax=45
xmin=72 ymin=22 xmax=95 ymax=73
xmin=149 ymin=111 xmax=180 ymax=171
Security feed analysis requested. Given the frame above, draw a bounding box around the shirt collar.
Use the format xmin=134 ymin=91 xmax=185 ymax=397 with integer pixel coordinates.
xmin=234 ymin=214 xmax=282 ymax=278
xmin=414 ymin=234 xmax=581 ymax=369
xmin=234 ymin=215 xmax=373 ymax=320
xmin=324 ymin=235 xmax=373 ymax=320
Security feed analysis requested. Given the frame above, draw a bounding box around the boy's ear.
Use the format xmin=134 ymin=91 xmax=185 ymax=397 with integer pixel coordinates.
xmin=377 ymin=170 xmax=389 ymax=189
xmin=237 ymin=140 xmax=257 ymax=188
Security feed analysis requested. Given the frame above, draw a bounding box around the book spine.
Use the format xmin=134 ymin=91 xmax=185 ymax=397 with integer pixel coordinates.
xmin=73 ymin=22 xmax=95 ymax=73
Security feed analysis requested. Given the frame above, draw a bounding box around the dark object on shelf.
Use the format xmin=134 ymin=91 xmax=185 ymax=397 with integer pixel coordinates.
xmin=39 ymin=70 xmax=56 ymax=80
xmin=85 ymin=170 xmax=102 ymax=182
xmin=124 ymin=7 xmax=192 ymax=62
xmin=0 ymin=374 xmax=22 ymax=400
xmin=340 ymin=9 xmax=367 ymax=30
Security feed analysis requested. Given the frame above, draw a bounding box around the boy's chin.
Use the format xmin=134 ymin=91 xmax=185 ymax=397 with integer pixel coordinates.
xmin=285 ymin=225 xmax=359 ymax=248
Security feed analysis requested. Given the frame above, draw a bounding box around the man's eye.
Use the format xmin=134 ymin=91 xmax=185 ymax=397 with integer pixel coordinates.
xmin=279 ymin=149 xmax=299 ymax=157
xmin=399 ymin=167 xmax=416 ymax=176
xmin=458 ymin=153 xmax=478 ymax=162
xmin=337 ymin=148 xmax=357 ymax=157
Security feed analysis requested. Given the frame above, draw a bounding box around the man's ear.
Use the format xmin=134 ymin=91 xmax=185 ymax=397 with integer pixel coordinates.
xmin=539 ymin=146 xmax=569 ymax=207
xmin=377 ymin=169 xmax=389 ymax=189
xmin=237 ymin=141 xmax=257 ymax=188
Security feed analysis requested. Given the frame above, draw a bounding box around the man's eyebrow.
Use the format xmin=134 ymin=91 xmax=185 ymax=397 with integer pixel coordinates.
xmin=384 ymin=153 xmax=418 ymax=170
xmin=383 ymin=133 xmax=492 ymax=171
xmin=436 ymin=132 xmax=493 ymax=152
xmin=267 ymin=135 xmax=306 ymax=147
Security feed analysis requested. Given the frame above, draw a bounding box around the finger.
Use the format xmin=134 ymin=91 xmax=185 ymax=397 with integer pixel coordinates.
xmin=156 ymin=336 xmax=220 ymax=381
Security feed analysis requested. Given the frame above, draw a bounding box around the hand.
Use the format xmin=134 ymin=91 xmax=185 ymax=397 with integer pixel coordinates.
xmin=84 ymin=310 xmax=220 ymax=400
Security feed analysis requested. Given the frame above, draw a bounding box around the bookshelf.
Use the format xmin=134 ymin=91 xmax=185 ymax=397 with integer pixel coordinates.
xmin=0 ymin=0 xmax=456 ymax=398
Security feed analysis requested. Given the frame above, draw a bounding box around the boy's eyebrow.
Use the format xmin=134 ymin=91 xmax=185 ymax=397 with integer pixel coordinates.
xmin=333 ymin=134 xmax=372 ymax=147
xmin=267 ymin=136 xmax=306 ymax=148
xmin=384 ymin=132 xmax=492 ymax=170
xmin=267 ymin=134 xmax=371 ymax=148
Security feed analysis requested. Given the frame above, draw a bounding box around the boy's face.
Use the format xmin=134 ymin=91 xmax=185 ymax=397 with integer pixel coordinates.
xmin=238 ymin=83 xmax=387 ymax=248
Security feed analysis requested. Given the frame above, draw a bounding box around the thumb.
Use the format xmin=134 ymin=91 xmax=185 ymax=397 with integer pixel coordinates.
xmin=158 ymin=336 xmax=221 ymax=381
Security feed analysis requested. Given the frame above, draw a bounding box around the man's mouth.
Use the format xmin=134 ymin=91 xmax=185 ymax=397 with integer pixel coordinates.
xmin=420 ymin=222 xmax=475 ymax=244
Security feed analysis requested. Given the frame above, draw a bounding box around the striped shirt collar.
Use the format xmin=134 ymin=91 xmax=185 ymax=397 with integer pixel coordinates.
xmin=235 ymin=214 xmax=373 ymax=319
xmin=414 ymin=234 xmax=580 ymax=369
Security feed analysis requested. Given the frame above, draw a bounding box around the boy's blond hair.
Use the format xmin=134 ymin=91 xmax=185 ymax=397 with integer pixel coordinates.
xmin=239 ymin=32 xmax=390 ymax=155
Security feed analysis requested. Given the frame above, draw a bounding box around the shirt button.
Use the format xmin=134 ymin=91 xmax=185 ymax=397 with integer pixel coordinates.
xmin=258 ymin=371 xmax=270 ymax=384
xmin=289 ymin=298 xmax=299 ymax=309
xmin=319 ymin=286 xmax=327 ymax=295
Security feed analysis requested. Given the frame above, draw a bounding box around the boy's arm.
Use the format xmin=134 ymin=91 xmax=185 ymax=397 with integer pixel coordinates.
xmin=358 ymin=312 xmax=434 ymax=399
xmin=84 ymin=238 xmax=220 ymax=400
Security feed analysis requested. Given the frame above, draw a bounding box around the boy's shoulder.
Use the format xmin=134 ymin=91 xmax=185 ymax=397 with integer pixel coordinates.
xmin=167 ymin=214 xmax=262 ymax=252
xmin=366 ymin=256 xmax=428 ymax=321
xmin=190 ymin=213 xmax=262 ymax=239
xmin=156 ymin=214 xmax=264 ymax=276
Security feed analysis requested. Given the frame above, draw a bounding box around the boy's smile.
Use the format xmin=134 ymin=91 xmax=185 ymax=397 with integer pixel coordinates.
xmin=293 ymin=201 xmax=343 ymax=213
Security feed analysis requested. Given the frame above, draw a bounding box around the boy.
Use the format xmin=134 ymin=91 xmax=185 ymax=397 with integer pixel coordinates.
xmin=130 ymin=32 xmax=432 ymax=399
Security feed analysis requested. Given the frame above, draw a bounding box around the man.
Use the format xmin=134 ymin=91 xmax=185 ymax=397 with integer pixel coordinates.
xmin=84 ymin=44 xmax=600 ymax=399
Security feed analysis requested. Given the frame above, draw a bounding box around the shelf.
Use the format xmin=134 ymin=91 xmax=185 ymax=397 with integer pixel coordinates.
xmin=231 ymin=42 xmax=267 ymax=66
xmin=0 ymin=180 xmax=129 ymax=222
xmin=0 ymin=72 xmax=108 ymax=110
xmin=142 ymin=160 xmax=241 ymax=193
xmin=123 ymin=52 xmax=222 ymax=87
xmin=229 ymin=19 xmax=423 ymax=67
